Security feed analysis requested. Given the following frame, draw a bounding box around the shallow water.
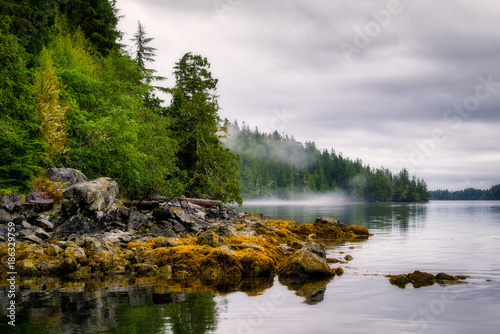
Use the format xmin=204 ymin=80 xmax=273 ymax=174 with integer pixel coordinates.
xmin=1 ymin=201 xmax=499 ymax=333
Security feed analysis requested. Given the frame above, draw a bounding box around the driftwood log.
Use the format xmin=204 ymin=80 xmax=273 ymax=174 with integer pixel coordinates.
xmin=186 ymin=198 xmax=221 ymax=208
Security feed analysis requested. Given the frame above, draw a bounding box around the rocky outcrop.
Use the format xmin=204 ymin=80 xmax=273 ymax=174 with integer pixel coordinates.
xmin=61 ymin=177 xmax=119 ymax=214
xmin=0 ymin=169 xmax=371 ymax=284
xmin=45 ymin=168 xmax=88 ymax=189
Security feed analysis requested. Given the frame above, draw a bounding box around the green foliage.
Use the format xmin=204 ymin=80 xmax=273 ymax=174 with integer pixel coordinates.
xmin=0 ymin=19 xmax=44 ymax=192
xmin=168 ymin=53 xmax=242 ymax=204
xmin=59 ymin=0 xmax=120 ymax=56
xmin=226 ymin=122 xmax=430 ymax=202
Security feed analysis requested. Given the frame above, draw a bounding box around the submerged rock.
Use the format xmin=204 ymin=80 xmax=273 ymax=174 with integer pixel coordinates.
xmin=389 ymin=270 xmax=468 ymax=288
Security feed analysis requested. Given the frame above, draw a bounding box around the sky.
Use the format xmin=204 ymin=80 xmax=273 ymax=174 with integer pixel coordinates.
xmin=116 ymin=0 xmax=500 ymax=191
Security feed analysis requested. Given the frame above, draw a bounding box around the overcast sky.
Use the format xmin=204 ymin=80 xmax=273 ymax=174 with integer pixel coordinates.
xmin=116 ymin=0 xmax=500 ymax=191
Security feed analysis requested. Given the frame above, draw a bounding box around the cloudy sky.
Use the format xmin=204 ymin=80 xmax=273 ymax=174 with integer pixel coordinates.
xmin=116 ymin=0 xmax=500 ymax=191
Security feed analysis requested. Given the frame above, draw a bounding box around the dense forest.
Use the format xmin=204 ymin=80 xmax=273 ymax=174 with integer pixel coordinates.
xmin=430 ymin=185 xmax=500 ymax=200
xmin=0 ymin=0 xmax=431 ymax=204
xmin=0 ymin=0 xmax=240 ymax=203
xmin=225 ymin=122 xmax=431 ymax=202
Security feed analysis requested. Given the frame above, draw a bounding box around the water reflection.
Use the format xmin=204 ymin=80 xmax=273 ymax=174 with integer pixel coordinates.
xmin=0 ymin=277 xmax=273 ymax=334
xmin=239 ymin=201 xmax=430 ymax=233
xmin=279 ymin=277 xmax=332 ymax=305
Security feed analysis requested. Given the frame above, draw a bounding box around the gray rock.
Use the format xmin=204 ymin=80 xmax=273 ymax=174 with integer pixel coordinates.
xmin=172 ymin=221 xmax=186 ymax=233
xmin=301 ymin=242 xmax=327 ymax=260
xmin=22 ymin=235 xmax=44 ymax=245
xmin=62 ymin=177 xmax=119 ymax=214
xmin=278 ymin=248 xmax=334 ymax=280
xmin=31 ymin=226 xmax=51 ymax=240
xmin=32 ymin=216 xmax=54 ymax=231
xmin=103 ymin=231 xmax=133 ymax=244
xmin=45 ymin=168 xmax=88 ymax=189
xmin=0 ymin=208 xmax=12 ymax=222
xmin=152 ymin=206 xmax=175 ymax=220
xmin=0 ymin=192 xmax=22 ymax=212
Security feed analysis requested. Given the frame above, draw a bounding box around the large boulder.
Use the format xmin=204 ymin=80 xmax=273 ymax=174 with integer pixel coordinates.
xmin=45 ymin=168 xmax=88 ymax=189
xmin=61 ymin=177 xmax=119 ymax=215
xmin=278 ymin=242 xmax=335 ymax=280
xmin=0 ymin=192 xmax=22 ymax=212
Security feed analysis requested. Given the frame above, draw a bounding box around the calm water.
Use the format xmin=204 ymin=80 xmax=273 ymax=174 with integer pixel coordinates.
xmin=2 ymin=201 xmax=500 ymax=333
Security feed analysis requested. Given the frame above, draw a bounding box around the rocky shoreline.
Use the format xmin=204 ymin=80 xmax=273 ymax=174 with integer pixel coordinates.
xmin=0 ymin=168 xmax=370 ymax=285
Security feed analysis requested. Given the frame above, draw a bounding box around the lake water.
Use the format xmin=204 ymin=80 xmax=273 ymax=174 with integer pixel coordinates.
xmin=2 ymin=200 xmax=500 ymax=333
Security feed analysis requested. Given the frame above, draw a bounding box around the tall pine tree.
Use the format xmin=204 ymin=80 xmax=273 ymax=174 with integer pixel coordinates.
xmin=168 ymin=53 xmax=241 ymax=204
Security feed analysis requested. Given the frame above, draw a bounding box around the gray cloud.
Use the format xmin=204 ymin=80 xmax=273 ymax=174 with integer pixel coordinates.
xmin=117 ymin=0 xmax=500 ymax=190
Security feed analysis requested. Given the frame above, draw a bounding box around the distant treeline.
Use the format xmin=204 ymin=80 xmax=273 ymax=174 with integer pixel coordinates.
xmin=430 ymin=185 xmax=500 ymax=200
xmin=225 ymin=122 xmax=431 ymax=202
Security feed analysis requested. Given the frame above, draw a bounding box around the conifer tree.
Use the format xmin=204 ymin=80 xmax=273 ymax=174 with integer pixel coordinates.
xmin=168 ymin=53 xmax=241 ymax=204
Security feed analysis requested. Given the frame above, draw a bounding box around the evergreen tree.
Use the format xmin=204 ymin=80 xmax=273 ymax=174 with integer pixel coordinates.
xmin=131 ymin=20 xmax=167 ymax=113
xmin=168 ymin=53 xmax=241 ymax=204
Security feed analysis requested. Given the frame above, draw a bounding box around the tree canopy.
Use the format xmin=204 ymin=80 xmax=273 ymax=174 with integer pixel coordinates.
xmin=0 ymin=1 xmax=434 ymax=204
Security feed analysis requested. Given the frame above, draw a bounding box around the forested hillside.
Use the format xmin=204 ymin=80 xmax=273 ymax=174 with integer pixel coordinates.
xmin=430 ymin=185 xmax=500 ymax=200
xmin=0 ymin=0 xmax=240 ymax=203
xmin=0 ymin=0 xmax=432 ymax=204
xmin=225 ymin=122 xmax=431 ymax=202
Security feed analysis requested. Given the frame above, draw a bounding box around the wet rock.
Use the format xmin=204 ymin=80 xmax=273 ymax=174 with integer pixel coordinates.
xmin=196 ymin=231 xmax=227 ymax=247
xmin=344 ymin=255 xmax=353 ymax=261
xmin=17 ymin=259 xmax=40 ymax=276
xmin=130 ymin=263 xmax=160 ymax=276
xmin=389 ymin=271 xmax=467 ymax=288
xmin=314 ymin=217 xmax=345 ymax=227
xmin=46 ymin=244 xmax=63 ymax=256
xmin=62 ymin=177 xmax=119 ymax=215
xmin=343 ymin=225 xmax=370 ymax=237
xmin=64 ymin=246 xmax=86 ymax=259
xmin=45 ymin=168 xmax=88 ymax=189
xmin=301 ymin=242 xmax=327 ymax=260
xmin=435 ymin=272 xmax=457 ymax=281
xmin=278 ymin=247 xmax=335 ymax=280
